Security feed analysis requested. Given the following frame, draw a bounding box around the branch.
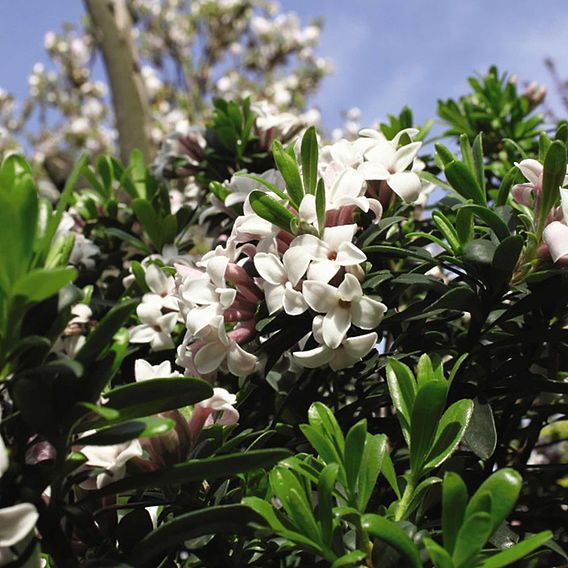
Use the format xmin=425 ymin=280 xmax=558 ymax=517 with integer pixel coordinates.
xmin=84 ymin=0 xmax=153 ymax=163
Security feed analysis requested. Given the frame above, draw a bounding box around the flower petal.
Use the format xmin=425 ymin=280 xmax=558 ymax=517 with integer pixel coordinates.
xmin=307 ymin=259 xmax=340 ymax=282
xmin=194 ymin=342 xmax=228 ymax=374
xmin=322 ymin=224 xmax=357 ymax=251
xmin=293 ymin=345 xmax=334 ymax=368
xmin=543 ymin=221 xmax=568 ymax=262
xmin=129 ymin=324 xmax=155 ymax=344
xmin=0 ymin=503 xmax=38 ymax=547
xmin=254 ymin=253 xmax=286 ymax=285
xmin=336 ymin=242 xmax=367 ymax=266
xmin=227 ymin=342 xmax=257 ymax=376
xmin=357 ymin=161 xmax=390 ymax=181
xmin=515 ymin=159 xmax=543 ymax=186
xmin=337 ymin=273 xmax=362 ymax=301
xmin=302 ymin=280 xmax=338 ymax=313
xmin=282 ymin=245 xmax=316 ymax=286
xmin=351 ymin=296 xmax=387 ymax=330
xmin=322 ymin=306 xmax=351 ymax=348
xmin=283 ymin=286 xmax=308 ymax=315
xmin=391 ymin=142 xmax=422 ymax=172
xmin=387 ymin=171 xmax=423 ymax=203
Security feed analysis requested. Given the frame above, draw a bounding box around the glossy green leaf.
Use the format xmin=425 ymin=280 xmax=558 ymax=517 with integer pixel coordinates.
xmin=464 ymin=399 xmax=497 ymax=460
xmin=76 ymin=416 xmax=174 ymax=445
xmin=357 ymin=433 xmax=387 ymax=512
xmin=481 ymin=531 xmax=553 ymax=568
xmin=132 ymin=198 xmax=162 ymax=249
xmin=249 ymin=190 xmax=296 ymax=233
xmin=423 ymin=399 xmax=473 ymax=473
xmin=453 ymin=512 xmax=493 ymax=568
xmin=301 ymin=126 xmax=318 ymax=195
xmin=12 ymin=267 xmax=77 ymax=303
xmin=465 ymin=469 xmax=521 ymax=534
xmin=442 ymin=472 xmax=469 ymax=555
xmin=318 ymin=463 xmax=339 ymax=545
xmin=83 ymin=448 xmax=292 ymax=501
xmin=330 ymin=550 xmax=367 ymax=568
xmin=75 ymin=299 xmax=137 ymax=367
xmin=410 ymin=382 xmax=448 ymax=475
xmin=445 ymin=160 xmax=486 ymax=205
xmin=272 ymin=140 xmax=304 ymax=207
xmin=102 ymin=377 xmax=213 ymax=421
xmin=344 ymin=419 xmax=367 ymax=494
xmin=129 ymin=505 xmax=262 ymax=566
xmin=308 ymin=402 xmax=345 ymax=456
xmin=386 ymin=358 xmax=417 ymax=443
xmin=424 ymin=537 xmax=455 ymax=568
xmin=316 ymin=177 xmax=326 ymax=234
xmin=362 ymin=514 xmax=421 ymax=568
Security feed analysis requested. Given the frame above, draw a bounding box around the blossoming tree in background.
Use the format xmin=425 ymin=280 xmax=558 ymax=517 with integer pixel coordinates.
xmin=0 ymin=0 xmax=329 ymax=190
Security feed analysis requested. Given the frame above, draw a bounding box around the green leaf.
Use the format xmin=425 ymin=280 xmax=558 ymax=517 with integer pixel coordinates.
xmin=75 ymin=299 xmax=137 ymax=368
xmin=445 ymin=160 xmax=486 ymax=205
xmin=362 ymin=514 xmax=421 ymax=568
xmin=381 ymin=450 xmax=401 ymax=499
xmin=472 ymin=133 xmax=485 ymax=194
xmin=102 ymin=377 xmax=213 ymax=422
xmin=423 ymin=399 xmax=474 ymax=473
xmin=539 ymin=140 xmax=567 ymax=234
xmin=386 ymin=358 xmax=417 ymax=444
xmin=270 ymin=467 xmax=320 ymax=544
xmin=460 ymin=204 xmax=510 ymax=241
xmin=316 ymin=177 xmax=326 ymax=234
xmin=272 ymin=140 xmax=304 ymax=207
xmin=129 ymin=505 xmax=262 ymax=566
xmin=455 ymin=208 xmax=474 ymax=245
xmin=12 ymin=267 xmax=77 ymax=303
xmin=465 ymin=469 xmax=521 ymax=534
xmin=132 ymin=198 xmax=162 ymax=249
xmin=82 ymin=448 xmax=292 ymax=501
xmin=301 ymin=126 xmax=319 ymax=195
xmin=496 ymin=166 xmax=519 ymax=207
xmin=77 ymin=416 xmax=174 ymax=445
xmin=249 ymin=190 xmax=296 ymax=233
xmin=318 ymin=463 xmax=339 ymax=545
xmin=331 ymin=550 xmax=368 ymax=568
xmin=308 ymin=402 xmax=345 ymax=456
xmin=481 ymin=531 xmax=553 ymax=568
xmin=433 ymin=211 xmax=462 ymax=253
xmin=344 ymin=419 xmax=367 ymax=495
xmin=357 ymin=433 xmax=387 ymax=512
xmin=41 ymin=153 xmax=88 ymax=263
xmin=464 ymin=399 xmax=497 ymax=460
xmin=410 ymin=382 xmax=448 ymax=475
xmin=234 ymin=173 xmax=288 ymax=201
xmin=442 ymin=472 xmax=469 ymax=555
xmin=106 ymin=228 xmax=152 ymax=255
xmin=424 ymin=537 xmax=455 ymax=568
xmin=453 ymin=512 xmax=493 ymax=568
xmin=436 ymin=144 xmax=457 ymax=166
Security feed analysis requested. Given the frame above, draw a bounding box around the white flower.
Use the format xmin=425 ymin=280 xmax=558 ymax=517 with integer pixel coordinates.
xmin=254 ymin=252 xmax=308 ymax=315
xmin=130 ymin=300 xmax=178 ymax=351
xmin=194 ymin=388 xmax=239 ymax=426
xmin=186 ymin=316 xmax=256 ymax=377
xmin=303 ymin=273 xmax=387 ymax=348
xmin=286 ymin=224 xmax=367 ymax=283
xmin=324 ymin=167 xmax=383 ymax=219
xmin=358 ymin=136 xmax=423 ymax=203
xmin=223 ymin=169 xmax=285 ymax=208
xmin=134 ymin=359 xmax=182 ymax=381
xmin=294 ymin=329 xmax=378 ymax=371
xmin=543 ymin=220 xmax=568 ymax=263
xmin=79 ymin=439 xmax=143 ymax=489
xmin=143 ymin=264 xmax=178 ymax=312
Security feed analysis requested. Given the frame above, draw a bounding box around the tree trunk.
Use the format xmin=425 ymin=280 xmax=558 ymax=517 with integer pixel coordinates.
xmin=84 ymin=0 xmax=153 ymax=164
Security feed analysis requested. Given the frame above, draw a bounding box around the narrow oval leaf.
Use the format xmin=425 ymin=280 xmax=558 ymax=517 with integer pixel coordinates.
xmin=362 ymin=514 xmax=421 ymax=568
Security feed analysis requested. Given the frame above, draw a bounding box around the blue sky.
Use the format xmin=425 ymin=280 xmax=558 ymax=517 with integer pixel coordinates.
xmin=1 ymin=0 xmax=567 ymax=129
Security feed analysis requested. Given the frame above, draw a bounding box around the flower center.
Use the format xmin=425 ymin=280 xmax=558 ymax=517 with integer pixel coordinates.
xmin=327 ymin=251 xmax=337 ymax=260
xmin=153 ymin=325 xmax=162 ymax=332
xmin=338 ymin=299 xmax=351 ymax=309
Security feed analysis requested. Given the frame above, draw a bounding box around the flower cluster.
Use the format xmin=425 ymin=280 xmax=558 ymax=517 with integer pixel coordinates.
xmin=126 ymin=126 xmax=434 ymax=380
